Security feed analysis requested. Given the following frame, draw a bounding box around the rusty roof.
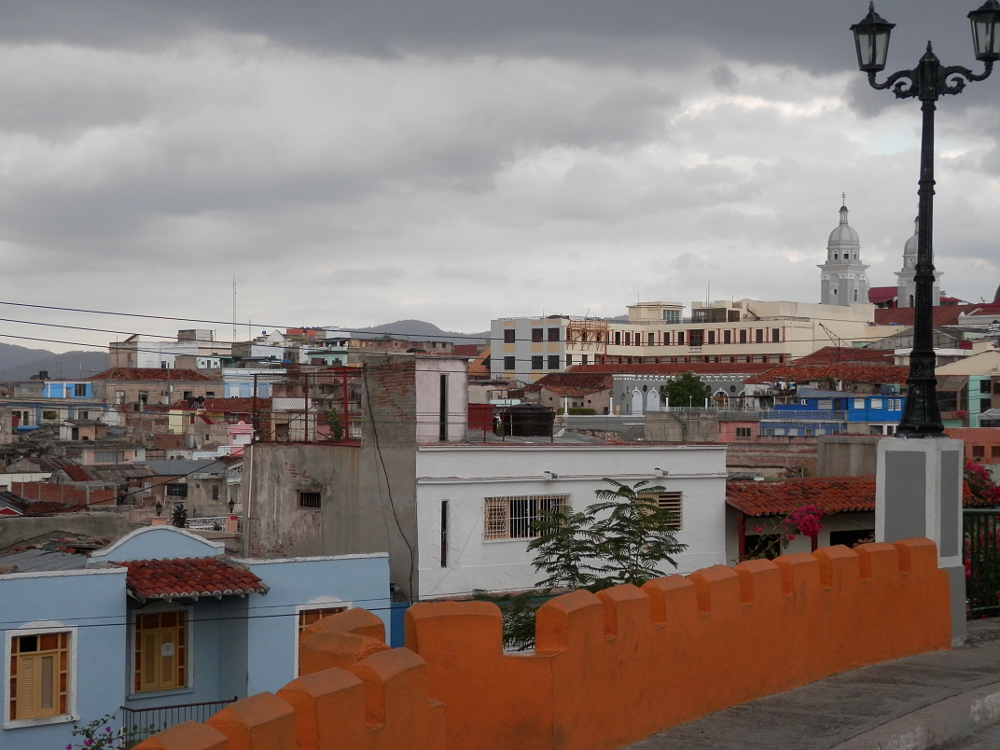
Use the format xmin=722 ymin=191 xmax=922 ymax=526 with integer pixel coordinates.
xmin=91 ymin=368 xmax=218 ymax=382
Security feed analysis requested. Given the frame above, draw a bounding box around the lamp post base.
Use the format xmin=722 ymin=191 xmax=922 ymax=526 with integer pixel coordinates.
xmin=876 ymin=437 xmax=965 ymax=645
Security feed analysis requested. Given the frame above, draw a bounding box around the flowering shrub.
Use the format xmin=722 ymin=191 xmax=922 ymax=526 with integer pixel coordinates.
xmin=965 ymin=459 xmax=1000 ymax=507
xmin=743 ymin=504 xmax=824 ymax=561
xmin=67 ymin=714 xmax=159 ymax=750
xmin=954 ymin=409 xmax=969 ymax=420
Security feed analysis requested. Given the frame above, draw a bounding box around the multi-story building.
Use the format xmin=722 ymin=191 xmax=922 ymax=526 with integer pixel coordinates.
xmin=492 ymin=299 xmax=892 ymax=384
xmin=109 ymin=330 xmax=233 ymax=370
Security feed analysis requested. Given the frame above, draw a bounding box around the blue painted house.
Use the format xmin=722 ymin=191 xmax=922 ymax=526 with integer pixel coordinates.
xmin=760 ymin=388 xmax=905 ymax=437
xmin=1 ymin=526 xmax=390 ymax=750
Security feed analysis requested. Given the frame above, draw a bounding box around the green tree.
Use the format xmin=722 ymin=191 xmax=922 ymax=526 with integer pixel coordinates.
xmin=170 ymin=503 xmax=188 ymax=529
xmin=659 ymin=371 xmax=711 ymax=408
xmin=528 ymin=479 xmax=688 ymax=591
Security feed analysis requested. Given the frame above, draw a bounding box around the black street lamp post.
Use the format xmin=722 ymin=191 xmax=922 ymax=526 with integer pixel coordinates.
xmin=851 ymin=1 xmax=1000 ymax=437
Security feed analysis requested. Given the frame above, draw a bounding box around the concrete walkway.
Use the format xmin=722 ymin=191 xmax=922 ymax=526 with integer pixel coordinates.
xmin=625 ymin=619 xmax=1000 ymax=750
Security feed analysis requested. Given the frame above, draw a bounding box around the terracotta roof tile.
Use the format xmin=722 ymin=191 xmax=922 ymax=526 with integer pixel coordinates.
xmin=729 ymin=475 xmax=991 ymax=515
xmin=91 ymin=368 xmax=217 ymax=382
xmin=727 ymin=477 xmax=876 ymax=516
xmin=120 ymin=557 xmax=268 ymax=601
xmin=567 ymin=363 xmax=773 ymax=375
xmin=873 ymin=305 xmax=981 ymax=327
xmin=792 ymin=347 xmax=896 ymax=366
xmin=745 ymin=363 xmax=909 ymax=386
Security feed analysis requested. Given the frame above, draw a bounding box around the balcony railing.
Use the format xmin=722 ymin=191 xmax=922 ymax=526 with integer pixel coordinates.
xmin=120 ymin=697 xmax=237 ymax=748
xmin=759 ymin=410 xmax=848 ymax=422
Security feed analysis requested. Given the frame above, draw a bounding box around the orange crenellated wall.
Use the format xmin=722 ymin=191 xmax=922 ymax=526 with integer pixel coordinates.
xmin=134 ymin=538 xmax=949 ymax=750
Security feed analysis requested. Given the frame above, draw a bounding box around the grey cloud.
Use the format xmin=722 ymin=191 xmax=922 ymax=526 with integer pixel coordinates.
xmin=1 ymin=1 xmax=988 ymax=75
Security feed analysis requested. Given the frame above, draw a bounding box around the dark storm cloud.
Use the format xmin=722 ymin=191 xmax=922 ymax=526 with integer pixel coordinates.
xmin=0 ymin=1 xmax=987 ymax=74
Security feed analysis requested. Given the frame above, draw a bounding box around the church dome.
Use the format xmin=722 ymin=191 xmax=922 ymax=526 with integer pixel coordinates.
xmin=903 ymin=216 xmax=918 ymax=256
xmin=828 ymin=205 xmax=859 ymax=248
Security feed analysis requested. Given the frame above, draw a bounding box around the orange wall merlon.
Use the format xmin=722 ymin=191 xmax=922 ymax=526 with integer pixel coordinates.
xmin=134 ymin=538 xmax=949 ymax=750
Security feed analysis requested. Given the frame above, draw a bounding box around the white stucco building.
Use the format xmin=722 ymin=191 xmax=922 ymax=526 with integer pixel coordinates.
xmin=414 ymin=443 xmax=728 ymax=599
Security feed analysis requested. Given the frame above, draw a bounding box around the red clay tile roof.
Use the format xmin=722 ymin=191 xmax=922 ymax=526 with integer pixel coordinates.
xmin=727 ymin=477 xmax=876 ymax=516
xmin=91 ymin=368 xmax=217 ymax=382
xmin=170 ymin=398 xmax=270 ymax=412
xmin=120 ymin=557 xmax=268 ymax=601
xmin=792 ymin=347 xmax=895 ymax=366
xmin=868 ymin=286 xmax=898 ymax=305
xmin=567 ymin=363 xmax=773 ymax=375
xmin=745 ymin=363 xmax=909 ymax=386
xmin=526 ymin=372 xmax=614 ymax=395
xmin=873 ymin=305 xmax=982 ymax=327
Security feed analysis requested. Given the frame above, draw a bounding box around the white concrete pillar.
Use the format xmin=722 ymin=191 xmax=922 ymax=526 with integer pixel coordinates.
xmin=876 ymin=437 xmax=965 ymax=645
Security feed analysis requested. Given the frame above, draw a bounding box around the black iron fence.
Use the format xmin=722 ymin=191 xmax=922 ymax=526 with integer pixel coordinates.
xmin=964 ymin=509 xmax=1000 ymax=619
xmin=120 ymin=697 xmax=237 ymax=748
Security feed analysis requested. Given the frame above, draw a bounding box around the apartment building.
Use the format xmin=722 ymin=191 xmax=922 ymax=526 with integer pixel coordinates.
xmin=492 ymin=299 xmax=893 ymax=384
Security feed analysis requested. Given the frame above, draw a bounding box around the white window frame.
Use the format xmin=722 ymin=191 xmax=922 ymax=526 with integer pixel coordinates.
xmin=128 ymin=604 xmax=194 ymax=700
xmin=293 ymin=597 xmax=352 ymax=678
xmin=4 ymin=622 xmax=78 ymax=730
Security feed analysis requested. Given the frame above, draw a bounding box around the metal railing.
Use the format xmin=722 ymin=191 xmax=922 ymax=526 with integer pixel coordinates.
xmin=120 ymin=697 xmax=237 ymax=748
xmin=759 ymin=410 xmax=848 ymax=421
xmin=186 ymin=516 xmax=230 ymax=531
xmin=965 ymin=509 xmax=1000 ymax=619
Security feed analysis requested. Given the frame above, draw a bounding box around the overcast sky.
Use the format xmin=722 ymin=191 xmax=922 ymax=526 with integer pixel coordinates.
xmin=1 ymin=1 xmax=999 ymax=352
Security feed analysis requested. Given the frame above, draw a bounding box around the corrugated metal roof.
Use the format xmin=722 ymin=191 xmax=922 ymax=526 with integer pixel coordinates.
xmin=0 ymin=548 xmax=89 ymax=572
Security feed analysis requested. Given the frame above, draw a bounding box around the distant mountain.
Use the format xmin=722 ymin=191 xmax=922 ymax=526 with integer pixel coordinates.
xmin=354 ymin=320 xmax=489 ymax=345
xmin=0 ymin=347 xmax=108 ymax=382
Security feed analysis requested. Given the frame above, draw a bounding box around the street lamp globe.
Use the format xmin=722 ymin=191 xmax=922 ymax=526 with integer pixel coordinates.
xmin=969 ymin=0 xmax=1000 ymax=61
xmin=851 ymin=2 xmax=895 ymax=72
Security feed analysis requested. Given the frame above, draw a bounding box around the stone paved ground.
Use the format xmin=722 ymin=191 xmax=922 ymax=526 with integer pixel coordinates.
xmin=624 ymin=619 xmax=1000 ymax=750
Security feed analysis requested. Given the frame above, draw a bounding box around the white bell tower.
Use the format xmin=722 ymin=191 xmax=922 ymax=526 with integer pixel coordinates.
xmin=819 ymin=198 xmax=870 ymax=306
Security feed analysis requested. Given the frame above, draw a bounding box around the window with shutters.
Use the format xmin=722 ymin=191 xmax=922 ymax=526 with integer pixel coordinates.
xmin=8 ymin=631 xmax=71 ymax=723
xmin=483 ymin=495 xmax=569 ymax=540
xmin=639 ymin=492 xmax=683 ymax=530
xmin=134 ymin=611 xmax=187 ymax=694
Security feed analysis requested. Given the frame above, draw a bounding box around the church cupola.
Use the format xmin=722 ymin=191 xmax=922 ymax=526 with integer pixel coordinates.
xmin=819 ymin=198 xmax=870 ymax=306
xmin=895 ymin=214 xmax=941 ymax=307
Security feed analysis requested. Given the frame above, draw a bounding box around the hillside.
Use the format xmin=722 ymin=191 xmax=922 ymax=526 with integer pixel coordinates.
xmin=0 ymin=345 xmax=108 ymax=382
xmin=357 ymin=319 xmax=489 ymax=344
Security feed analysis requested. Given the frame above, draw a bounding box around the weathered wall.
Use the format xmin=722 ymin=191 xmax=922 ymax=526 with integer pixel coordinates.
xmin=645 ymin=411 xmax=721 ymax=443
xmin=817 ymin=434 xmax=880 ymax=477
xmin=725 ymin=440 xmax=818 ymax=477
xmin=242 ymin=441 xmax=417 ymax=599
xmin=134 ymin=538 xmax=949 ymax=750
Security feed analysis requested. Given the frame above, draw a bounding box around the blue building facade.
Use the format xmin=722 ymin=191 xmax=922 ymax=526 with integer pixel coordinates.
xmin=1 ymin=526 xmax=390 ymax=750
xmin=760 ymin=388 xmax=904 ymax=437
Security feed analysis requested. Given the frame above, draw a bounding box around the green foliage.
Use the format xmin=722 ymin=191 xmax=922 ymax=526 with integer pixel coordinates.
xmin=528 ymin=506 xmax=596 ymax=590
xmin=556 ymin=408 xmax=596 ymax=415
xmin=471 ymin=590 xmax=545 ymax=651
xmin=529 ymin=479 xmax=687 ymax=592
xmin=324 ymin=410 xmax=345 ymax=441
xmin=659 ymin=371 xmax=712 ymax=408
xmin=170 ymin=503 xmax=188 ymax=529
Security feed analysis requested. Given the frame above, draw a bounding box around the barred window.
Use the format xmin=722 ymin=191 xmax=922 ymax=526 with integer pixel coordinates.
xmin=483 ymin=495 xmax=569 ymax=540
xmin=639 ymin=492 xmax=683 ymax=530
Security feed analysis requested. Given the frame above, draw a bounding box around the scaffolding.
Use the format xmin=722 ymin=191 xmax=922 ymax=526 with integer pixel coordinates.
xmin=251 ymin=367 xmax=364 ymax=444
